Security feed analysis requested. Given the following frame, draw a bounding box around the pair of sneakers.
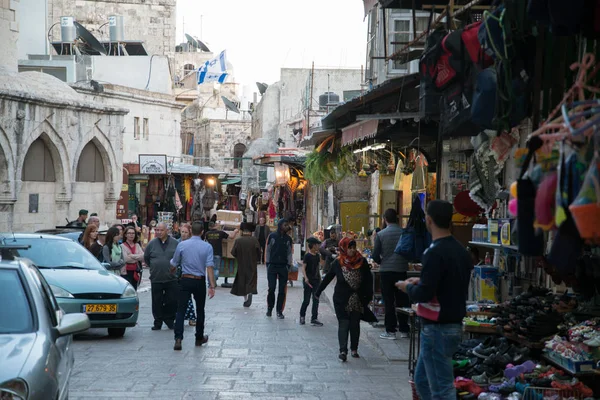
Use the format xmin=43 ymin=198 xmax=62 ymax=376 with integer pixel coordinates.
xmin=299 ymin=316 xmax=323 ymax=326
xmin=380 ymin=331 xmax=409 ymax=340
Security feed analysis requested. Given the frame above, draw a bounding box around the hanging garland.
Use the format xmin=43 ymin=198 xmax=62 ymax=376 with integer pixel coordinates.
xmin=305 ymin=137 xmax=355 ymax=186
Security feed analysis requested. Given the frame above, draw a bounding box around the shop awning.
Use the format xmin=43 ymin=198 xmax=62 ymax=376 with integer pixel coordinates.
xmin=253 ymin=153 xmax=307 ymax=167
xmin=220 ymin=178 xmax=241 ymax=185
xmin=299 ymin=128 xmax=336 ymax=147
xmin=321 ymin=73 xmax=420 ymax=131
xmin=168 ymin=163 xmax=225 ymax=175
xmin=341 ymin=120 xmax=379 ymax=146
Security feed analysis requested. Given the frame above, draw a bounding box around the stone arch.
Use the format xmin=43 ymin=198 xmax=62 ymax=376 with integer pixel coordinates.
xmin=17 ymin=120 xmax=70 ymax=184
xmin=72 ymin=126 xmax=118 ymax=184
xmin=233 ymin=143 xmax=246 ymax=169
xmin=0 ymin=126 xmax=15 ymax=190
xmin=75 ymin=140 xmax=106 ymax=182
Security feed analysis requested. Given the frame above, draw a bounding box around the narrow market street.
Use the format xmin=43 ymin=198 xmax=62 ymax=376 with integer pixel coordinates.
xmin=69 ymin=266 xmax=412 ymax=400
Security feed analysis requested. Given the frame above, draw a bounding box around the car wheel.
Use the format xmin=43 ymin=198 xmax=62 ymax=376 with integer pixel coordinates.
xmin=107 ymin=328 xmax=126 ymax=338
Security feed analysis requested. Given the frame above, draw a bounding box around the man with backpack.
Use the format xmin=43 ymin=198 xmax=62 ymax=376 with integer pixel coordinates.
xmin=372 ymin=209 xmax=410 ymax=340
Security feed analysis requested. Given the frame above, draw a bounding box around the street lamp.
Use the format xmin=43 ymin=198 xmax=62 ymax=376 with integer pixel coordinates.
xmin=274 ymin=162 xmax=290 ymax=186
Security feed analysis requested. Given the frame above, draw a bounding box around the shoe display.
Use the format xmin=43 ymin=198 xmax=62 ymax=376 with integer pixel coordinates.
xmin=379 ymin=332 xmax=397 ymax=340
xmin=472 ymin=372 xmax=489 ymax=386
xmin=299 ymin=317 xmax=305 ymax=325
xmin=310 ymin=319 xmax=323 ymax=327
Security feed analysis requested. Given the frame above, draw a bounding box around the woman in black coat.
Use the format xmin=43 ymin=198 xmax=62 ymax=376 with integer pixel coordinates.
xmin=316 ymin=237 xmax=377 ymax=361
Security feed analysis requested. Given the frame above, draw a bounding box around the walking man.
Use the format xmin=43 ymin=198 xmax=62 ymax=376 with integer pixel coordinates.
xmin=299 ymin=237 xmax=324 ymax=326
xmin=144 ymin=222 xmax=179 ymax=330
xmin=266 ymin=219 xmax=293 ymax=319
xmin=253 ymin=217 xmax=271 ymax=264
xmin=320 ymin=229 xmax=339 ymax=274
xmin=397 ymin=200 xmax=472 ymax=400
xmin=205 ymin=222 xmax=238 ymax=282
xmin=170 ymin=221 xmax=216 ymax=350
xmin=373 ymin=209 xmax=410 ymax=339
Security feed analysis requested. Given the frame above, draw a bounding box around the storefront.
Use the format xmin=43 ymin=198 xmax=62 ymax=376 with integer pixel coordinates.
xmin=119 ymin=155 xmax=224 ymax=228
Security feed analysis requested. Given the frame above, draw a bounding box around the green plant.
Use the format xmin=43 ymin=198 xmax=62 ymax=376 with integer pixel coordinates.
xmin=305 ymin=146 xmax=354 ymax=186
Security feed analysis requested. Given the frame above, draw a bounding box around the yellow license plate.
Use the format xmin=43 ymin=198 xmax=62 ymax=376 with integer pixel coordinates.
xmin=84 ymin=304 xmax=117 ymax=314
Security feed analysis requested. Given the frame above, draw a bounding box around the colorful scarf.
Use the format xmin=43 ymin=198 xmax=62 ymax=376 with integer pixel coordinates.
xmin=337 ymin=237 xmax=363 ymax=270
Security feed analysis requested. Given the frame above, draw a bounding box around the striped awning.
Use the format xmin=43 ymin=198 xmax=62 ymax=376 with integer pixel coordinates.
xmin=341 ymin=120 xmax=379 ymax=146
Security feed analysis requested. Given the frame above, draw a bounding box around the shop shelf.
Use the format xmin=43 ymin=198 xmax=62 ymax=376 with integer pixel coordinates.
xmin=468 ymin=241 xmax=519 ymax=252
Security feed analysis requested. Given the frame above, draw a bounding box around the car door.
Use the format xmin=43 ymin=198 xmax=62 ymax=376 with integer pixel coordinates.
xmin=30 ymin=267 xmax=72 ymax=400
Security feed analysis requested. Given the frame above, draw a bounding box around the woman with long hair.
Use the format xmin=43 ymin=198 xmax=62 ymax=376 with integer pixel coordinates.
xmin=101 ymin=227 xmax=125 ymax=275
xmin=82 ymin=224 xmax=103 ymax=261
xmin=178 ymin=223 xmax=197 ymax=326
xmin=316 ymin=237 xmax=376 ymax=361
xmin=121 ymin=226 xmax=144 ymax=289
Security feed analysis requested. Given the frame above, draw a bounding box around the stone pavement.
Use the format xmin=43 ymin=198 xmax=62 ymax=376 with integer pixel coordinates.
xmin=69 ymin=265 xmax=413 ymax=399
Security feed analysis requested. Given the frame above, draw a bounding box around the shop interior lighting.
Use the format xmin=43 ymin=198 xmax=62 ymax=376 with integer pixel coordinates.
xmin=371 ymin=143 xmax=386 ymax=150
xmin=206 ymin=177 xmax=216 ymax=187
xmin=274 ymin=162 xmax=290 ymax=186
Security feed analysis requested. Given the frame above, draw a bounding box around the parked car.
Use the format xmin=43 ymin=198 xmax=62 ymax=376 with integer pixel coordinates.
xmin=0 ymin=242 xmax=91 ymax=400
xmin=2 ymin=233 xmax=139 ymax=338
xmin=36 ymin=227 xmax=85 ymax=243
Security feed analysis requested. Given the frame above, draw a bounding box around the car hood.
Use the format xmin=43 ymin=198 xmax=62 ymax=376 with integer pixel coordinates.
xmin=40 ymin=269 xmax=128 ymax=295
xmin=0 ymin=333 xmax=37 ymax=382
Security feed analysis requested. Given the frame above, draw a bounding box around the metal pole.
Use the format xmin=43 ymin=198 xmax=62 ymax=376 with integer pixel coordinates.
xmin=307 ymin=61 xmax=314 ymax=141
xmin=327 ymin=74 xmax=330 ymax=114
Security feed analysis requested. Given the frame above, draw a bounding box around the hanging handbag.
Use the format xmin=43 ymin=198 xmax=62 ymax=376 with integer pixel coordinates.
xmin=516 ymin=136 xmax=545 ymax=256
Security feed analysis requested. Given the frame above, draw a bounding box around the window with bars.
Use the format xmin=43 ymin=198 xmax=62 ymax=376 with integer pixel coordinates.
xmin=389 ymin=15 xmax=429 ymax=73
xmin=134 ymin=117 xmax=140 ymax=140
xmin=143 ymin=118 xmax=149 ymax=140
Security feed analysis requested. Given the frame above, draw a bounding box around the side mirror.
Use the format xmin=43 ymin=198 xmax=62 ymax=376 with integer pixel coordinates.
xmin=57 ymin=313 xmax=90 ymax=337
xmin=101 ymin=263 xmax=111 ymax=269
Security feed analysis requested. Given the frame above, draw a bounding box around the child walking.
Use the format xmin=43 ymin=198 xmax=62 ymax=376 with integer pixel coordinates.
xmin=300 ymin=237 xmax=324 ymax=326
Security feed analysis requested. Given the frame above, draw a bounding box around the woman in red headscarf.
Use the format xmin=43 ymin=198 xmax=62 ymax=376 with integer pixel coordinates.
xmin=315 ymin=237 xmax=377 ymax=361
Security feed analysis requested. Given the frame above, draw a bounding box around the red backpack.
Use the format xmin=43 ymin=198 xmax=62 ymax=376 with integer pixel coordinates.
xmin=461 ymin=22 xmax=494 ymax=67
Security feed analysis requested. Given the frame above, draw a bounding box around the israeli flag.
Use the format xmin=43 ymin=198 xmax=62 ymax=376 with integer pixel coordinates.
xmin=197 ymin=50 xmax=228 ymax=84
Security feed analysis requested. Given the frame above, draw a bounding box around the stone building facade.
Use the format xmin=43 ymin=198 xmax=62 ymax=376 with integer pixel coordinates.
xmin=0 ymin=68 xmax=127 ymax=232
xmin=195 ymin=119 xmax=252 ymax=174
xmin=47 ymin=0 xmax=176 ymax=57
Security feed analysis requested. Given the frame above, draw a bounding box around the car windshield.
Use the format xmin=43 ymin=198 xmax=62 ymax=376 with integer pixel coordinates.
xmin=11 ymin=238 xmax=104 ymax=270
xmin=0 ymin=269 xmax=34 ymax=334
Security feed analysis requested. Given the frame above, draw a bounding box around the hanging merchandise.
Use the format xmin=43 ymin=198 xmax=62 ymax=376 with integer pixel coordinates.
xmin=569 ymin=152 xmax=600 ymax=240
xmin=191 ymin=178 xmax=205 ymax=222
xmin=468 ymin=131 xmax=504 ymax=211
xmin=393 ymin=157 xmax=405 ymax=190
xmin=411 ymin=155 xmax=427 ymax=192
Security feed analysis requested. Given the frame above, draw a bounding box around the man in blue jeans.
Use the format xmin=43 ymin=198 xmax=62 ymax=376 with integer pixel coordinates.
xmin=397 ymin=200 xmax=472 ymax=400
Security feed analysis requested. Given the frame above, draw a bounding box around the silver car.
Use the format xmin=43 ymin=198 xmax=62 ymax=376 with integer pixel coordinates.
xmin=0 ymin=243 xmax=91 ymax=400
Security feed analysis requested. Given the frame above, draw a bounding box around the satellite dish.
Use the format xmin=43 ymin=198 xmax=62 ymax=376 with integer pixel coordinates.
xmin=185 ymin=33 xmax=198 ymax=49
xmin=197 ymin=40 xmax=211 ymax=52
xmin=256 ymin=82 xmax=268 ymax=95
xmin=221 ymin=96 xmax=240 ymax=114
xmin=74 ymin=21 xmax=107 ymax=55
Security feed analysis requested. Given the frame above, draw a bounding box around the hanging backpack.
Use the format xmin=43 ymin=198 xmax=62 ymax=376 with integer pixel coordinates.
xmin=419 ymin=26 xmax=447 ymax=116
xmin=461 ymin=22 xmax=494 ymax=68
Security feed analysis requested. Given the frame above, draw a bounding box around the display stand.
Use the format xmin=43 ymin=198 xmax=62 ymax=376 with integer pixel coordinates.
xmin=397 ymin=307 xmax=420 ymax=377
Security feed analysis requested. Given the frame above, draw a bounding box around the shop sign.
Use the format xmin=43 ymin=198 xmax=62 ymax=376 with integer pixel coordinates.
xmin=341 ymin=120 xmax=379 ymax=146
xmin=139 ymin=154 xmax=167 ymax=174
xmin=121 ymin=184 xmax=129 ymax=192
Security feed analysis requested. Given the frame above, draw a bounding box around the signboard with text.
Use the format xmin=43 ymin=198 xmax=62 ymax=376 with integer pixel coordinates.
xmin=139 ymin=154 xmax=167 ymax=175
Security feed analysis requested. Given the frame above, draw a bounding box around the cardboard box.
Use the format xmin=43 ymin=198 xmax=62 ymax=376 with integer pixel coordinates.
xmin=216 ymin=210 xmax=243 ymax=223
xmin=473 ymin=266 xmax=499 ymax=302
xmin=222 ymin=238 xmax=235 ymax=259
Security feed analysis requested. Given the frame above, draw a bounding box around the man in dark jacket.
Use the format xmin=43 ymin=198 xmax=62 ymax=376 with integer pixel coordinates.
xmin=397 ymin=200 xmax=471 ymax=400
xmin=144 ymin=222 xmax=179 ymax=330
xmin=265 ymin=219 xmax=293 ymax=319
xmin=372 ymin=208 xmax=410 ymax=340
xmin=253 ymin=217 xmax=271 ymax=264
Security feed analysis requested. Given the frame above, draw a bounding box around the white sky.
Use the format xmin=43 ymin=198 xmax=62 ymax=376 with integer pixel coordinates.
xmin=176 ymin=0 xmax=368 ymax=86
